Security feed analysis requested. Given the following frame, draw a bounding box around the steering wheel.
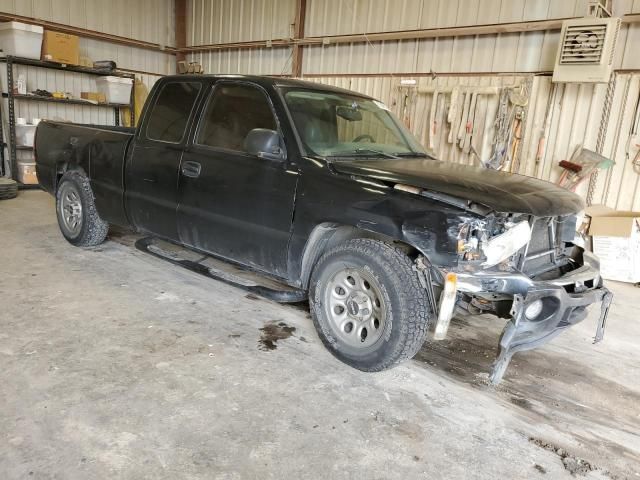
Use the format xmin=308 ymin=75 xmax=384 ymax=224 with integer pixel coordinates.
xmin=353 ymin=134 xmax=375 ymax=143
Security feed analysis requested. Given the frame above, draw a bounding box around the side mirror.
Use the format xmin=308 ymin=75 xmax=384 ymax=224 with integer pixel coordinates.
xmin=243 ymin=128 xmax=285 ymax=162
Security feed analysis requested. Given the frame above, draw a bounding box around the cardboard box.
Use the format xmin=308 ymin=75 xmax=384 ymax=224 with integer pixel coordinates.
xmin=81 ymin=91 xmax=106 ymax=103
xmin=587 ymin=205 xmax=640 ymax=283
xmin=41 ymin=31 xmax=79 ymax=65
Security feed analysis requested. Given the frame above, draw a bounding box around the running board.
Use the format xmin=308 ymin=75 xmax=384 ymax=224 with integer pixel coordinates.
xmin=135 ymin=236 xmax=307 ymax=303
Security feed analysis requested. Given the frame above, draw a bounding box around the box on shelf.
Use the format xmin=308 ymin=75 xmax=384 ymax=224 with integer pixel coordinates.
xmin=16 ymin=162 xmax=38 ymax=185
xmin=588 ymin=205 xmax=640 ymax=283
xmin=41 ymin=30 xmax=79 ymax=65
xmin=15 ymin=124 xmax=37 ymax=147
xmin=81 ymin=91 xmax=106 ymax=103
xmin=0 ymin=21 xmax=44 ymax=59
xmin=95 ymin=76 xmax=133 ymax=104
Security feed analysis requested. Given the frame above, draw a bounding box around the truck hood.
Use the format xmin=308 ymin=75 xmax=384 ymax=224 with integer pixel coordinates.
xmin=332 ymin=157 xmax=585 ymax=217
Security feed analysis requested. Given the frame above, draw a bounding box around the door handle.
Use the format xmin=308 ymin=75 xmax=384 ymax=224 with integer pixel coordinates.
xmin=181 ymin=161 xmax=201 ymax=178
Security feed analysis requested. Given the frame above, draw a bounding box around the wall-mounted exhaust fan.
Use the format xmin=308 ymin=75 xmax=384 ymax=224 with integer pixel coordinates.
xmin=552 ymin=17 xmax=620 ymax=83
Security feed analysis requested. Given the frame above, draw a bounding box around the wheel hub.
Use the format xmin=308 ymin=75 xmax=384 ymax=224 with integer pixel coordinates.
xmin=324 ymin=268 xmax=386 ymax=348
xmin=58 ymin=182 xmax=83 ymax=236
xmin=346 ymin=292 xmax=372 ymax=320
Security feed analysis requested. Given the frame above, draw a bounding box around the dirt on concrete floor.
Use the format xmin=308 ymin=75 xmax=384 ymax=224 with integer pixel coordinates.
xmin=1 ymin=191 xmax=639 ymax=479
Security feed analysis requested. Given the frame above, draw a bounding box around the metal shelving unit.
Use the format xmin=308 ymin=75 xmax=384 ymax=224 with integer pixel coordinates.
xmin=0 ymin=55 xmax=135 ymax=186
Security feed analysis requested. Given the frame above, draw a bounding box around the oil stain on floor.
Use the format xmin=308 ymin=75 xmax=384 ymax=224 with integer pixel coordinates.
xmin=258 ymin=321 xmax=296 ymax=351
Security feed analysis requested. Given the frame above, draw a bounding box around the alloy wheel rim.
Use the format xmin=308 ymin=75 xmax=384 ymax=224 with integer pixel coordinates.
xmin=324 ymin=267 xmax=386 ymax=348
xmin=59 ymin=183 xmax=83 ymax=236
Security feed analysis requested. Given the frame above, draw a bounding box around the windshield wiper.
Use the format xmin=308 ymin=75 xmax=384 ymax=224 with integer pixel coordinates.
xmin=394 ymin=151 xmax=429 ymax=157
xmin=328 ymin=148 xmax=400 ymax=159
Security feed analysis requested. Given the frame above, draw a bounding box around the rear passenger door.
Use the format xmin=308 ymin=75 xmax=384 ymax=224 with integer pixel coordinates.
xmin=176 ymin=81 xmax=298 ymax=278
xmin=126 ymin=80 xmax=202 ymax=240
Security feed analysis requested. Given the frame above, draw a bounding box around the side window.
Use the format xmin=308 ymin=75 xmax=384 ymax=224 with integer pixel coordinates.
xmin=197 ymin=84 xmax=277 ymax=152
xmin=146 ymin=82 xmax=201 ymax=143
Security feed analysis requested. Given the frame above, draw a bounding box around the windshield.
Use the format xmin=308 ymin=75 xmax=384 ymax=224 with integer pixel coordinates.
xmin=282 ymin=89 xmax=427 ymax=158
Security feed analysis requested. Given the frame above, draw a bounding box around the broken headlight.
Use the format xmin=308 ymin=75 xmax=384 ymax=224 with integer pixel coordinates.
xmin=458 ymin=217 xmax=531 ymax=268
xmin=481 ymin=220 xmax=531 ymax=267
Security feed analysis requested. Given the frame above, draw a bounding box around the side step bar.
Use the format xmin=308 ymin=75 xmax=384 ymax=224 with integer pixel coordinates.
xmin=135 ymin=236 xmax=307 ymax=303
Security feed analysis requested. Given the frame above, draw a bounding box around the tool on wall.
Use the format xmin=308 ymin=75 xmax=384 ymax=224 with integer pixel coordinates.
xmin=396 ymin=80 xmax=530 ymax=170
xmin=627 ymin=88 xmax=640 ymax=173
xmin=556 ymin=147 xmax=614 ymax=191
xmin=485 ymin=83 xmax=529 ymax=171
xmin=177 ymin=61 xmax=204 ymax=74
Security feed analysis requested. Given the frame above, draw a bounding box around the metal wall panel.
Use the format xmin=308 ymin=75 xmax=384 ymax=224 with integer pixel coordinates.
xmin=301 ymin=24 xmax=638 ymax=75
xmin=187 ymin=0 xmax=296 ymax=45
xmin=190 ymin=47 xmax=294 ymax=75
xmin=304 ymin=0 xmax=591 ymax=37
xmin=186 ymin=0 xmax=640 ymax=78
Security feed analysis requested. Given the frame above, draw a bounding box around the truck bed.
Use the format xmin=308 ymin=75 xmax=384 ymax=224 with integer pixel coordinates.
xmin=35 ymin=121 xmax=135 ymax=227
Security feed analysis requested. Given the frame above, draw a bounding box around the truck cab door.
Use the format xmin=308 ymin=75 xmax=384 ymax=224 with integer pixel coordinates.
xmin=177 ymin=82 xmax=298 ymax=278
xmin=126 ymin=81 xmax=202 ymax=240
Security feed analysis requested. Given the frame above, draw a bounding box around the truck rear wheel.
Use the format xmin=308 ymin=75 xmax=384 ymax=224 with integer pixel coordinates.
xmin=309 ymin=238 xmax=432 ymax=371
xmin=56 ymin=171 xmax=108 ymax=247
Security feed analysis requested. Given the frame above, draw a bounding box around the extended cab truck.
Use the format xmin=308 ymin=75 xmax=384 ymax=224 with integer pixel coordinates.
xmin=35 ymin=75 xmax=612 ymax=383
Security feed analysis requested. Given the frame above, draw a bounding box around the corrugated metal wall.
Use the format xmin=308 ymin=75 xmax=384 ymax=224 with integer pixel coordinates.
xmin=0 ymin=0 xmax=176 ymax=176
xmin=187 ymin=0 xmax=640 ymax=75
xmin=187 ymin=0 xmax=295 ymax=75
xmin=0 ymin=0 xmax=175 ymax=77
xmin=184 ymin=0 xmax=640 ymax=211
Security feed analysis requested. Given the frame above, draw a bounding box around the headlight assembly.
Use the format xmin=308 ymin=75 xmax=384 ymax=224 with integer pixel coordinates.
xmin=481 ymin=220 xmax=531 ymax=267
xmin=457 ymin=217 xmax=531 ymax=268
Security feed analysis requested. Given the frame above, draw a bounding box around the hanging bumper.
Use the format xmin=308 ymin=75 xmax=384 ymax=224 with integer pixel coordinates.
xmin=421 ymin=250 xmax=613 ymax=384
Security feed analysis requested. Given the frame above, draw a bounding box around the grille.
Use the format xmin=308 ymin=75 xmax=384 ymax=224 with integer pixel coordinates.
xmin=522 ymin=218 xmax=553 ymax=275
xmin=559 ymin=25 xmax=607 ymax=65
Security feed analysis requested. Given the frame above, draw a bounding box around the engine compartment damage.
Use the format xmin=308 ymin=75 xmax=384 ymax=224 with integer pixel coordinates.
xmin=415 ymin=242 xmax=614 ymax=384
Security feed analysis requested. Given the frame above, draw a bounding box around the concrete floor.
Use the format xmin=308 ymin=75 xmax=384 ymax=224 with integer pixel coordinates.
xmin=1 ymin=190 xmax=639 ymax=480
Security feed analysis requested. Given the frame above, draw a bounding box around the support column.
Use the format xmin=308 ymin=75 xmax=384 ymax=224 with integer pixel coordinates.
xmin=291 ymin=0 xmax=307 ymax=77
xmin=175 ymin=0 xmax=187 ymax=66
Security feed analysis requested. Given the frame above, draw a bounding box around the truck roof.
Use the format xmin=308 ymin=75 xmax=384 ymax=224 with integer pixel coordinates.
xmin=160 ymin=74 xmax=374 ymax=99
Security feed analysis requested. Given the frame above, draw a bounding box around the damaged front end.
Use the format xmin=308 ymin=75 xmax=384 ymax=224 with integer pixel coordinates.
xmin=416 ymin=213 xmax=613 ymax=384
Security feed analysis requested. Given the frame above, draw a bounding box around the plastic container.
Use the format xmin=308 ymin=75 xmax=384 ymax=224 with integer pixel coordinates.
xmin=0 ymin=22 xmax=44 ymax=59
xmin=95 ymin=76 xmax=133 ymax=105
xmin=16 ymin=124 xmax=37 ymax=147
xmin=16 ymin=162 xmax=38 ymax=185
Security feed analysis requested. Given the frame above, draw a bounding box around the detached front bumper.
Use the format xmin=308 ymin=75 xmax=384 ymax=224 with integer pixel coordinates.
xmin=441 ymin=250 xmax=613 ymax=384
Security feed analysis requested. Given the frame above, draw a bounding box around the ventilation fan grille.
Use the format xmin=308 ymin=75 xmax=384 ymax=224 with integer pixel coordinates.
xmin=559 ymin=24 xmax=607 ymax=65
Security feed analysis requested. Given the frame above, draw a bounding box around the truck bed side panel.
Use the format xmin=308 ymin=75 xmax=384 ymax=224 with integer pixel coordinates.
xmin=35 ymin=121 xmax=134 ymax=227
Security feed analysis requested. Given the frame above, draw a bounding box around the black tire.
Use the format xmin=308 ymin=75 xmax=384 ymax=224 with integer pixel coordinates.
xmin=309 ymin=238 xmax=432 ymax=371
xmin=55 ymin=170 xmax=108 ymax=247
xmin=0 ymin=178 xmax=18 ymax=200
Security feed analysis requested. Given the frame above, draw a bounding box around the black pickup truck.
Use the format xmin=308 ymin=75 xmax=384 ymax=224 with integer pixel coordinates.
xmin=35 ymin=75 xmax=612 ymax=383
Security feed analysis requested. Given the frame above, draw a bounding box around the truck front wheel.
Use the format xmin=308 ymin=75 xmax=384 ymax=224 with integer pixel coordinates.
xmin=309 ymin=238 xmax=432 ymax=371
xmin=56 ymin=171 xmax=108 ymax=247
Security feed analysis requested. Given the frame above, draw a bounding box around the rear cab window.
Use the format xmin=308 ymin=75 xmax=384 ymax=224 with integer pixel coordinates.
xmin=145 ymin=81 xmax=202 ymax=143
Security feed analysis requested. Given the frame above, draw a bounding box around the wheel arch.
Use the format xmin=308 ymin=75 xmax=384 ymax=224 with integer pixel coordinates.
xmin=298 ymin=222 xmax=426 ymax=289
xmin=55 ymin=163 xmax=88 ymax=193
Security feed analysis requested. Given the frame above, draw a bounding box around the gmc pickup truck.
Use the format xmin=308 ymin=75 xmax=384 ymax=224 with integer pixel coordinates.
xmin=35 ymin=75 xmax=612 ymax=383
